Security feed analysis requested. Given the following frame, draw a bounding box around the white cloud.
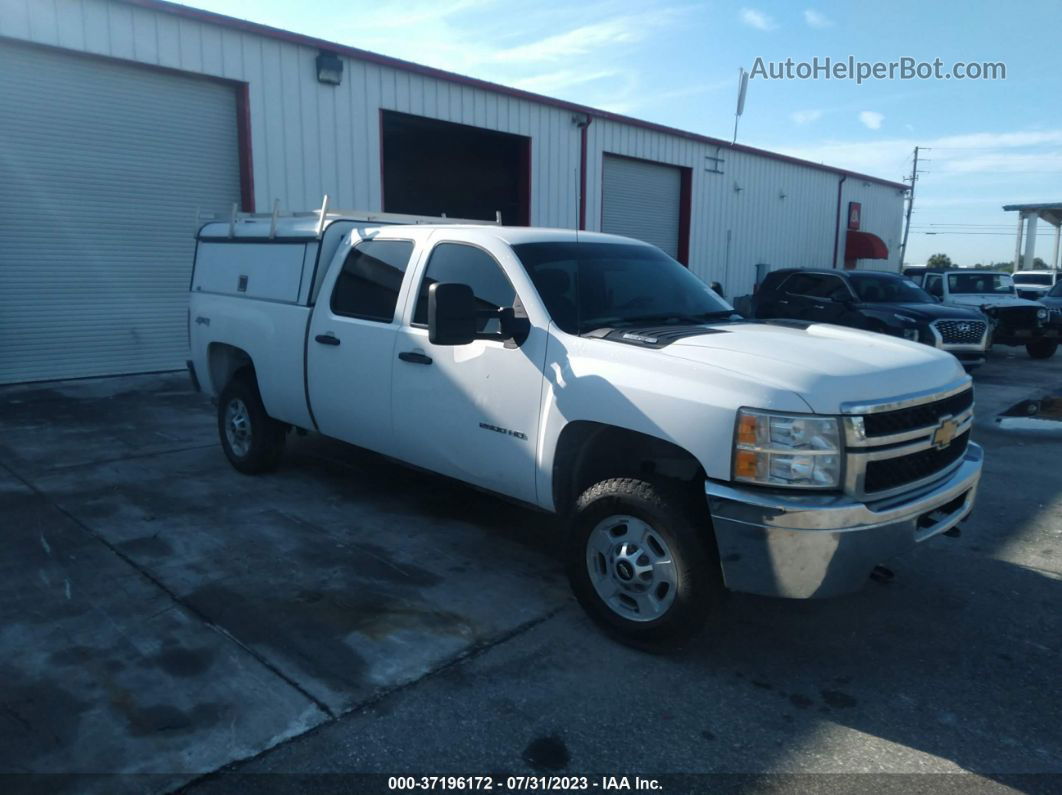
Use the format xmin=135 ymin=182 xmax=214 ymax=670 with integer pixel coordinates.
xmin=859 ymin=111 xmax=885 ymax=129
xmin=791 ymin=109 xmax=823 ymax=125
xmin=491 ymin=17 xmax=652 ymax=63
xmin=740 ymin=8 xmax=776 ymax=30
xmin=510 ymin=69 xmax=623 ymax=93
xmin=763 ymin=128 xmax=1062 ymax=181
xmin=803 ymin=9 xmax=833 ymax=28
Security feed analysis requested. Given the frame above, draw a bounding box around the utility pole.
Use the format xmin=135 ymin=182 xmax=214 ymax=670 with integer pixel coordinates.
xmin=899 ymin=146 xmax=922 ymax=268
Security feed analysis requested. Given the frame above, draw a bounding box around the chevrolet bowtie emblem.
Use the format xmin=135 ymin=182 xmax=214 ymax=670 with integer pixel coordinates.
xmin=932 ymin=417 xmax=958 ymax=449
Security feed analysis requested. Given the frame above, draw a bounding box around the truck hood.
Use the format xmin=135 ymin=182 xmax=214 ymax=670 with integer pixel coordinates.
xmin=662 ymin=321 xmax=964 ymax=414
xmin=858 ymin=301 xmax=984 ymax=321
xmin=945 ymin=294 xmax=1040 ymax=310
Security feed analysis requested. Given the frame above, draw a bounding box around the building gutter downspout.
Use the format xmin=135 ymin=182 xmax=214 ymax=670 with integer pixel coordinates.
xmin=832 ymin=174 xmax=847 ymax=269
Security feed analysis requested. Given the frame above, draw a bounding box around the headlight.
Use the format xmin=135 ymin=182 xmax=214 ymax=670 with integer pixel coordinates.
xmin=733 ymin=409 xmax=842 ymax=489
xmin=1037 ymin=308 xmax=1048 ymax=321
xmin=893 ymin=313 xmax=917 ymax=324
xmin=902 ymin=329 xmax=920 ymax=341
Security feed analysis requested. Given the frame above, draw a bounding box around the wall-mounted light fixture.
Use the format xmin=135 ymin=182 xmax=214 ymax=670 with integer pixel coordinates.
xmin=316 ymin=51 xmax=343 ymax=85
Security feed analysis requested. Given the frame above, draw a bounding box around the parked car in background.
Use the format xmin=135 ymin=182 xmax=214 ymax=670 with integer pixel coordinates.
xmin=1012 ymin=269 xmax=1061 ymax=300
xmin=902 ymin=266 xmax=927 ymax=282
xmin=751 ymin=269 xmax=989 ymax=369
xmin=1041 ymin=279 xmax=1062 ymax=320
xmin=920 ymin=269 xmax=1059 ymax=359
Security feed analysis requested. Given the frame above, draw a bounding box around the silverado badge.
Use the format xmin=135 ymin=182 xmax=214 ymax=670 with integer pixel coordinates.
xmin=932 ymin=417 xmax=959 ymax=449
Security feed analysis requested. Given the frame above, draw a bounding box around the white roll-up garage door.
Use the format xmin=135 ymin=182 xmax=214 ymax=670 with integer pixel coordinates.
xmin=601 ymin=155 xmax=681 ymax=259
xmin=0 ymin=41 xmax=241 ymax=384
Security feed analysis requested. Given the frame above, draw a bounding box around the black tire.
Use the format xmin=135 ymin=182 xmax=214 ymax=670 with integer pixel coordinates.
xmin=567 ymin=478 xmax=723 ymax=650
xmin=217 ymin=372 xmax=286 ymax=474
xmin=1026 ymin=339 xmax=1058 ymax=359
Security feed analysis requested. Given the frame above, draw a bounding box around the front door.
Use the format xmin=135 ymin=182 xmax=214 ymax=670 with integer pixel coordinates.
xmin=391 ymin=237 xmax=547 ymax=505
xmin=306 ymin=237 xmax=418 ymax=454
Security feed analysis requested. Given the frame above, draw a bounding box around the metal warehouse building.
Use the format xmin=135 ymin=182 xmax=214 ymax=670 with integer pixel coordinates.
xmin=0 ymin=0 xmax=906 ymax=384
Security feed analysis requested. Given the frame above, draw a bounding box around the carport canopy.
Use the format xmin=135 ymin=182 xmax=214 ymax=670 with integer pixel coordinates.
xmin=1003 ymin=202 xmax=1062 ymax=270
xmin=846 ymin=230 xmax=889 ymax=260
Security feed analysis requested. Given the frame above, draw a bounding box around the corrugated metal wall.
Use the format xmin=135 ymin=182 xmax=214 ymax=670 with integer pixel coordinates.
xmin=0 ymin=0 xmax=903 ymax=305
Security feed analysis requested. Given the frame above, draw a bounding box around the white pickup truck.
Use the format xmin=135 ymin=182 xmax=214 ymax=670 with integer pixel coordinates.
xmin=188 ymin=207 xmax=983 ymax=647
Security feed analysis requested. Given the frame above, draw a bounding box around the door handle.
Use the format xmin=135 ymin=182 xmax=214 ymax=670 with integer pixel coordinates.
xmin=315 ymin=334 xmax=341 ymax=346
xmin=398 ymin=351 xmax=433 ymax=365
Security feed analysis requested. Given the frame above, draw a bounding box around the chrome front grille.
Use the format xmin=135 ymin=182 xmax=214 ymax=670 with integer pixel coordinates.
xmin=933 ymin=319 xmax=987 ymax=346
xmin=863 ymin=431 xmax=970 ymax=493
xmin=841 ymin=380 xmax=975 ymax=501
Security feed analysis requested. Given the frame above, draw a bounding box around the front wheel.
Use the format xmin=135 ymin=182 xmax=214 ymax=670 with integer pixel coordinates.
xmin=567 ymin=478 xmax=723 ymax=650
xmin=218 ymin=374 xmax=286 ymax=474
xmin=1027 ymin=339 xmax=1058 ymax=359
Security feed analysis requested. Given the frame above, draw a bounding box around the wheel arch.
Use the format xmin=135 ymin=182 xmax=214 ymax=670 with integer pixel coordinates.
xmin=552 ymin=421 xmax=707 ymax=518
xmin=207 ymin=342 xmax=256 ymax=395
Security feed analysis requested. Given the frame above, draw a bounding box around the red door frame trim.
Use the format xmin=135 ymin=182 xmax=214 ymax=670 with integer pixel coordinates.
xmin=519 ymin=136 xmax=532 ymax=226
xmin=677 ymin=167 xmax=692 ymax=266
xmin=831 ymin=174 xmax=847 ymax=269
xmin=236 ymin=83 xmax=255 ymax=212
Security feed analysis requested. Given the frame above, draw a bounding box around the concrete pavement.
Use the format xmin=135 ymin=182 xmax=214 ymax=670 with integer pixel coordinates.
xmin=0 ymin=349 xmax=1059 ymax=793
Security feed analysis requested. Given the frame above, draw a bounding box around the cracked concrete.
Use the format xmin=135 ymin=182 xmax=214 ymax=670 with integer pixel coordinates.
xmin=0 ymin=372 xmax=569 ymax=791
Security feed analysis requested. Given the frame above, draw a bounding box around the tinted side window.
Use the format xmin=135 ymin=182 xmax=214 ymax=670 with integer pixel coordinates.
xmin=782 ymin=273 xmax=824 ymax=296
xmin=814 ymin=277 xmax=851 ymax=301
xmin=924 ymin=274 xmax=943 ymax=297
xmin=757 ymin=271 xmax=790 ymax=294
xmin=413 ymin=243 xmax=516 ymax=334
xmin=330 ymin=240 xmax=414 ymax=322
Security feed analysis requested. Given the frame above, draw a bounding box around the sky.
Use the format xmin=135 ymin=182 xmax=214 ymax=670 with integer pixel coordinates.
xmin=185 ymin=0 xmax=1062 ymax=266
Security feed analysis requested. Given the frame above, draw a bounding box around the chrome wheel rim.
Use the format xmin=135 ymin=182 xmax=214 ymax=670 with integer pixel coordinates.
xmin=224 ymin=398 xmax=252 ymax=458
xmin=586 ymin=514 xmax=678 ymax=622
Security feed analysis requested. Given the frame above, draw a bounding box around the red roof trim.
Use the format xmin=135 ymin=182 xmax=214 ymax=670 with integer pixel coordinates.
xmin=119 ymin=0 xmax=907 ymax=191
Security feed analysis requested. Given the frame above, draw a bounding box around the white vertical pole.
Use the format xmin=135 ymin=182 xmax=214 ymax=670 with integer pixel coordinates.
xmin=1013 ymin=212 xmax=1025 ymax=270
xmin=1022 ymin=213 xmax=1038 ymax=271
xmin=1053 ymin=223 xmax=1061 ymax=270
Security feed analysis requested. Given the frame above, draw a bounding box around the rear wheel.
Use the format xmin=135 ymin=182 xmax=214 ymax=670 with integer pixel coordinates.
xmin=1027 ymin=339 xmax=1058 ymax=359
xmin=218 ymin=373 xmax=286 ymax=473
xmin=567 ymin=478 xmax=723 ymax=650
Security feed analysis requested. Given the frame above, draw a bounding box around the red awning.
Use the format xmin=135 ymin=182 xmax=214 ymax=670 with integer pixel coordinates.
xmin=845 ymin=230 xmax=889 ymax=260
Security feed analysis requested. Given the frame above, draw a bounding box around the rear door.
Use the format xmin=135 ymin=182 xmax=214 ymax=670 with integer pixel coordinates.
xmin=306 ymin=236 xmax=418 ymax=454
xmin=779 ymin=273 xmax=824 ymax=319
xmin=390 ymin=235 xmax=547 ymax=505
xmin=795 ymin=273 xmax=851 ymax=324
xmin=924 ymin=273 xmax=944 ymax=301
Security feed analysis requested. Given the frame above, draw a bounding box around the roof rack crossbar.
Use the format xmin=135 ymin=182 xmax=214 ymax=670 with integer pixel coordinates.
xmin=209 ymin=196 xmax=504 ymax=232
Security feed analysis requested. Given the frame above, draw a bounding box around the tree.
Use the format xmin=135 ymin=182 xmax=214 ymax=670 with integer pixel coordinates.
xmin=1033 ymin=257 xmax=1048 ymax=269
xmin=927 ymin=253 xmax=953 ymax=268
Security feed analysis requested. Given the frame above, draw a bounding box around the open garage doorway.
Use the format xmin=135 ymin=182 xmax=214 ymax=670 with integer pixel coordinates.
xmin=381 ymin=111 xmax=530 ymax=225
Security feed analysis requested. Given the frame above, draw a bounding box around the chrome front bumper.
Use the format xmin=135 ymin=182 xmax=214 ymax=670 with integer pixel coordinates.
xmin=706 ymin=442 xmax=983 ymax=598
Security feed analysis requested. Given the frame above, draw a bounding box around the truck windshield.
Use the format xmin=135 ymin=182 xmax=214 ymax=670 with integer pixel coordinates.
xmin=947 ymin=272 xmax=1015 ymax=295
xmin=512 ymin=241 xmax=735 ymax=334
xmin=848 ymin=273 xmax=932 ymax=303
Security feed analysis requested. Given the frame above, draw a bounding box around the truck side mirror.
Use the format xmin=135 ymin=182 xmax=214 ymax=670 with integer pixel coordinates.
xmin=428 ymin=282 xmax=477 ymax=345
